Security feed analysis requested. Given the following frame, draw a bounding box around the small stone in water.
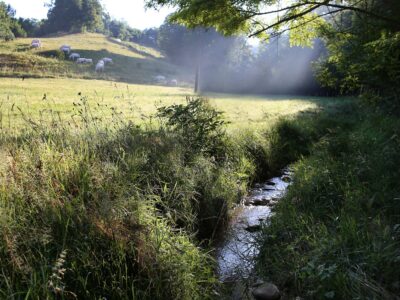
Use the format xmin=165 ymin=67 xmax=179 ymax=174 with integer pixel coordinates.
xmin=282 ymin=176 xmax=291 ymax=182
xmin=252 ymin=198 xmax=270 ymax=206
xmin=245 ymin=224 xmax=261 ymax=232
xmin=266 ymin=181 xmax=276 ymax=186
xmin=262 ymin=187 xmax=274 ymax=191
xmin=252 ymin=283 xmax=281 ymax=300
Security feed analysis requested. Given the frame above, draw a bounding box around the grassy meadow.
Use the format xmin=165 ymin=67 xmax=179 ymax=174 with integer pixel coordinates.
xmin=0 ymin=77 xmax=345 ymax=132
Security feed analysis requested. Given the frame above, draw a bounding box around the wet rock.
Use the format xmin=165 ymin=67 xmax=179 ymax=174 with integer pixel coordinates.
xmin=266 ymin=181 xmax=276 ymax=186
xmin=281 ymin=176 xmax=291 ymax=182
xmin=244 ymin=197 xmax=256 ymax=206
xmin=252 ymin=279 xmax=265 ymax=287
xmin=252 ymin=283 xmax=281 ymax=300
xmin=262 ymin=187 xmax=274 ymax=191
xmin=245 ymin=224 xmax=261 ymax=232
xmin=251 ymin=198 xmax=270 ymax=206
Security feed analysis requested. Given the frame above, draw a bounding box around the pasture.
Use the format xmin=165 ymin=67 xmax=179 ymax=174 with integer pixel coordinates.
xmin=0 ymin=33 xmax=185 ymax=84
xmin=0 ymin=77 xmax=345 ymax=132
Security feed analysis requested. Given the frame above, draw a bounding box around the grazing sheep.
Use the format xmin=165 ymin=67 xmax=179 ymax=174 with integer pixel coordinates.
xmin=102 ymin=57 xmax=113 ymax=65
xmin=154 ymin=75 xmax=166 ymax=84
xmin=31 ymin=39 xmax=41 ymax=48
xmin=76 ymin=58 xmax=86 ymax=64
xmin=76 ymin=58 xmax=93 ymax=64
xmin=169 ymin=79 xmax=178 ymax=86
xmin=69 ymin=53 xmax=80 ymax=61
xmin=60 ymin=45 xmax=71 ymax=54
xmin=31 ymin=42 xmax=41 ymax=49
xmin=95 ymin=61 xmax=105 ymax=72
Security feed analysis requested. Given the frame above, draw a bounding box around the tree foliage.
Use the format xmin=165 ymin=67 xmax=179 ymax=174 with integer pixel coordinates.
xmin=0 ymin=1 xmax=26 ymax=40
xmin=103 ymin=15 xmax=141 ymax=41
xmin=44 ymin=0 xmax=104 ymax=33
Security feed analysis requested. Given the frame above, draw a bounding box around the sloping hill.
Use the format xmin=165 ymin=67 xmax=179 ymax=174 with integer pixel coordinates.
xmin=0 ymin=33 xmax=188 ymax=84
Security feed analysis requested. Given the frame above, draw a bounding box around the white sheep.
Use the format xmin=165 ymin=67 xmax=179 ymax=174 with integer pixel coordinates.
xmin=154 ymin=75 xmax=166 ymax=84
xmin=31 ymin=42 xmax=41 ymax=49
xmin=169 ymin=79 xmax=178 ymax=86
xmin=95 ymin=62 xmax=105 ymax=72
xmin=31 ymin=39 xmax=41 ymax=48
xmin=102 ymin=57 xmax=113 ymax=65
xmin=76 ymin=58 xmax=86 ymax=64
xmin=76 ymin=58 xmax=93 ymax=64
xmin=60 ymin=45 xmax=71 ymax=54
xmin=69 ymin=53 xmax=80 ymax=61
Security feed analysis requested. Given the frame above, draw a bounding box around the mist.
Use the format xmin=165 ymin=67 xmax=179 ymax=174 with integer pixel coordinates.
xmin=157 ymin=24 xmax=328 ymax=96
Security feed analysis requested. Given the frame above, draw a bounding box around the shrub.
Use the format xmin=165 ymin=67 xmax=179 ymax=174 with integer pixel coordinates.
xmin=156 ymin=97 xmax=227 ymax=162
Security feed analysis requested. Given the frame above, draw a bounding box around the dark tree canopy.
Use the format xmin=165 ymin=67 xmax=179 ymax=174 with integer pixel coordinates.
xmin=45 ymin=0 xmax=104 ymax=33
xmin=146 ymin=0 xmax=400 ymax=42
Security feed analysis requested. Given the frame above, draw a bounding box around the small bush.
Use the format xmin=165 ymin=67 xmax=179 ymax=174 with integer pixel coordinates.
xmin=156 ymin=97 xmax=227 ymax=162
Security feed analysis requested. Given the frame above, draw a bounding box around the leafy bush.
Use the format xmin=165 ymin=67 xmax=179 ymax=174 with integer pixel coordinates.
xmin=156 ymin=97 xmax=227 ymax=162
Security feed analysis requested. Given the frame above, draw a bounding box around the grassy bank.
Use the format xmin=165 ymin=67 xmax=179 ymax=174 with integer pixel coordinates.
xmin=0 ymin=94 xmax=347 ymax=299
xmin=256 ymin=103 xmax=400 ymax=299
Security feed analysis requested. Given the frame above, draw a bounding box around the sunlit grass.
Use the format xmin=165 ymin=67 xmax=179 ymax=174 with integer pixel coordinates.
xmin=0 ymin=77 xmax=349 ymax=132
xmin=0 ymin=33 xmax=186 ymax=83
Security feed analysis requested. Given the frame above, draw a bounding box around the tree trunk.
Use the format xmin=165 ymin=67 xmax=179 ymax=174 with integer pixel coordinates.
xmin=194 ymin=63 xmax=200 ymax=93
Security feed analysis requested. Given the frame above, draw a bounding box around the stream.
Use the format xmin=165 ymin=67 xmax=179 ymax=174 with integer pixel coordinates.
xmin=216 ymin=168 xmax=292 ymax=282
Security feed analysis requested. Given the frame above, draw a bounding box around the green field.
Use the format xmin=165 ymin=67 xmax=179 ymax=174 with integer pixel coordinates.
xmin=0 ymin=33 xmax=186 ymax=84
xmin=0 ymin=77 xmax=346 ymax=132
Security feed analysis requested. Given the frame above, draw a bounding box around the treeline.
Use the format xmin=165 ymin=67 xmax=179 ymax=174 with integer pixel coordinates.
xmin=0 ymin=0 xmax=158 ymax=47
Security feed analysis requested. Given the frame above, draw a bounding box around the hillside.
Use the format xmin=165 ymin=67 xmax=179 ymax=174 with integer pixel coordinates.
xmin=0 ymin=33 xmax=188 ymax=84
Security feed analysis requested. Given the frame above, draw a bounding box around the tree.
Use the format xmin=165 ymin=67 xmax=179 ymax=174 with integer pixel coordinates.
xmin=18 ymin=18 xmax=43 ymax=37
xmin=0 ymin=2 xmax=26 ymax=40
xmin=146 ymin=0 xmax=399 ymax=43
xmin=44 ymin=0 xmax=104 ymax=34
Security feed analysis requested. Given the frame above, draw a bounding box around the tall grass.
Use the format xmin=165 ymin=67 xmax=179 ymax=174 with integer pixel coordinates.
xmin=0 ymin=97 xmax=225 ymax=299
xmin=256 ymin=103 xmax=400 ymax=299
xmin=0 ymin=91 xmax=354 ymax=298
xmin=0 ymin=94 xmax=305 ymax=299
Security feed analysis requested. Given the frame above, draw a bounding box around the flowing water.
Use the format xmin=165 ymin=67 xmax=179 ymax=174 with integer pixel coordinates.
xmin=216 ymin=169 xmax=292 ymax=281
